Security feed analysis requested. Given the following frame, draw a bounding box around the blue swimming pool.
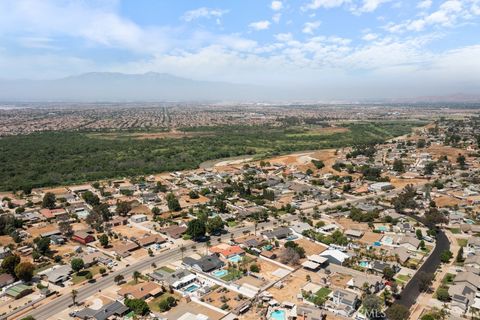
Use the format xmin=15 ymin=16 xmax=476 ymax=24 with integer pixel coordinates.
xmin=373 ymin=241 xmax=381 ymax=246
xmin=382 ymin=236 xmax=394 ymax=245
xmin=270 ymin=310 xmax=286 ymax=320
xmin=228 ymin=255 xmax=242 ymax=263
xmin=212 ymin=269 xmax=228 ymax=278
xmin=184 ymin=284 xmax=200 ymax=293
xmin=359 ymin=261 xmax=369 ymax=268
xmin=376 ymin=226 xmax=388 ymax=232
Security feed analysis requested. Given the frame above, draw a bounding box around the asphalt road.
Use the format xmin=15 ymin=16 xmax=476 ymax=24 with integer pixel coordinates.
xmin=395 ymin=228 xmax=450 ymax=308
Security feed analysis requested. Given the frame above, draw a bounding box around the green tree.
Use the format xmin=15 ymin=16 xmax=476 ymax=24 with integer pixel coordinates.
xmin=42 ymin=192 xmax=56 ymax=209
xmin=456 ymin=246 xmax=464 ymax=263
xmin=186 ymin=219 xmax=206 ymax=240
xmin=418 ymin=271 xmax=434 ymax=292
xmin=440 ymin=250 xmax=453 ymax=263
xmin=82 ymin=191 xmax=100 ymax=206
xmin=35 ymin=237 xmax=51 ymax=256
xmin=363 ymin=294 xmax=382 ymax=319
xmin=249 ymin=264 xmax=260 ymax=273
xmin=71 ymin=258 xmax=85 ymax=273
xmin=436 ymin=287 xmax=450 ymax=302
xmin=457 ymin=154 xmax=466 ymax=169
xmin=1 ymin=254 xmax=20 ymax=275
xmin=15 ymin=262 xmax=35 ymax=282
xmin=416 ymin=229 xmax=423 ymax=240
xmin=124 ymin=298 xmax=150 ymax=315
xmin=116 ymin=201 xmax=132 ymax=216
xmin=383 ymin=266 xmax=395 ymax=281
xmin=206 ymin=216 xmax=225 ymax=235
xmin=133 ymin=270 xmax=141 ymax=284
xmin=166 ymin=193 xmax=181 ymax=211
xmin=71 ymin=289 xmax=78 ymax=306
xmin=385 ymin=304 xmax=410 ymax=320
xmin=99 ymin=234 xmax=109 ymax=247
xmin=393 ymin=159 xmax=405 ymax=173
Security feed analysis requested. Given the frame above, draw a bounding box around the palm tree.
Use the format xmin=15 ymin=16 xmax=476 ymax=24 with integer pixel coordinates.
xmin=180 ymin=245 xmax=186 ymax=259
xmin=205 ymin=240 xmax=211 ymax=255
xmin=133 ymin=271 xmax=141 ymax=284
xmin=71 ymin=289 xmax=78 ymax=306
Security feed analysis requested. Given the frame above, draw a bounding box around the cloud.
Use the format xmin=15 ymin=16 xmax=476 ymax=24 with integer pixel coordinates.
xmin=303 ymin=0 xmax=350 ymax=10
xmin=362 ymin=33 xmax=379 ymax=41
xmin=273 ymin=13 xmax=282 ymax=23
xmin=182 ymin=7 xmax=228 ymax=22
xmin=385 ymin=0 xmax=471 ymax=33
xmin=417 ymin=0 xmax=433 ymax=9
xmin=271 ymin=1 xmax=283 ymax=11
xmin=352 ymin=0 xmax=392 ymax=14
xmin=249 ymin=20 xmax=271 ymax=30
xmin=302 ymin=21 xmax=322 ymax=34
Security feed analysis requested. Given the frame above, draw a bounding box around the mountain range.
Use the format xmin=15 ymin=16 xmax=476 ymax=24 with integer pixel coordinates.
xmin=1 ymin=72 xmax=479 ymax=103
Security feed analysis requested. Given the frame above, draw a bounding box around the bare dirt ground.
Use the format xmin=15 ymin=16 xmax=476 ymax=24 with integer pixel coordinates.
xmin=111 ymin=224 xmax=149 ymax=239
xmin=202 ymin=287 xmax=245 ymax=311
xmin=388 ymin=177 xmax=427 ymax=189
xmin=294 ymin=238 xmax=328 ymax=256
xmin=336 ymin=218 xmax=370 ymax=231
xmin=433 ymin=194 xmax=463 ymax=208
xmin=268 ymin=268 xmax=325 ymax=302
xmin=426 ymin=145 xmax=467 ymax=161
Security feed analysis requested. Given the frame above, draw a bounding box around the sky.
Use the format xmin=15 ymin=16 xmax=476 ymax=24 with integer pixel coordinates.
xmin=0 ymin=0 xmax=480 ymax=99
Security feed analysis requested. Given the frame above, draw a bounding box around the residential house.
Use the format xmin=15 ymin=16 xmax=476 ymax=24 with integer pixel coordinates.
xmin=117 ymin=281 xmax=162 ymax=300
xmin=160 ymin=225 xmax=187 ymax=239
xmin=183 ymin=254 xmax=224 ymax=273
xmin=72 ymin=231 xmax=95 ymax=245
xmin=397 ymin=236 xmax=420 ymax=251
xmin=209 ymin=244 xmax=245 ymax=259
xmin=150 ymin=268 xmax=196 ymax=289
xmin=262 ymin=227 xmax=292 ymax=240
xmin=43 ymin=265 xmax=73 ymax=285
xmin=320 ymin=249 xmax=349 ymax=265
xmin=130 ymin=214 xmax=148 ymax=223
xmin=136 ymin=234 xmax=166 ymax=247
xmin=326 ymin=289 xmax=359 ymax=317
xmin=74 ymin=300 xmax=129 ymax=320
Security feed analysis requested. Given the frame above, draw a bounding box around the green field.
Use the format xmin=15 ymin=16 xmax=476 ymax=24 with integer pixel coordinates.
xmin=0 ymin=121 xmax=426 ymax=191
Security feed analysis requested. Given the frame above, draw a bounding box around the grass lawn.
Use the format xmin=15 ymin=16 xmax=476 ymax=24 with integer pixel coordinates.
xmin=148 ymin=292 xmax=179 ymax=312
xmin=221 ymin=268 xmax=244 ymax=282
xmin=457 ymin=238 xmax=468 ymax=247
xmin=71 ymin=265 xmax=103 ymax=284
xmin=34 ymin=263 xmax=54 ymax=275
xmin=450 ymin=228 xmax=461 ymax=234
xmin=227 ymin=221 xmax=238 ymax=228
xmin=159 ymin=266 xmax=174 ymax=273
xmin=395 ymin=274 xmax=411 ymax=283
xmin=442 ymin=273 xmax=455 ymax=285
xmin=315 ymin=288 xmax=332 ymax=299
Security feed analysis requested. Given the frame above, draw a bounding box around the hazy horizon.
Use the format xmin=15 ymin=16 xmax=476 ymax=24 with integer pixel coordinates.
xmin=1 ymin=0 xmax=480 ymax=100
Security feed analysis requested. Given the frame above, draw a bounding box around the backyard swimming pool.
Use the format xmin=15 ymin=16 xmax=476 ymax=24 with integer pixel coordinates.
xmin=359 ymin=261 xmax=369 ymax=268
xmin=376 ymin=226 xmax=389 ymax=232
xmin=228 ymin=255 xmax=242 ymax=263
xmin=212 ymin=269 xmax=228 ymax=278
xmin=184 ymin=284 xmax=200 ymax=293
xmin=382 ymin=236 xmax=394 ymax=245
xmin=270 ymin=309 xmax=286 ymax=320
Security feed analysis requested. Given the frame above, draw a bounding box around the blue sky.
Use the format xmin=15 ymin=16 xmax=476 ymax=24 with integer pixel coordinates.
xmin=0 ymin=0 xmax=480 ymax=98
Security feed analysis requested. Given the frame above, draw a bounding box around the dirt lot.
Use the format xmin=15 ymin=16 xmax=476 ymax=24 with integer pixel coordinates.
xmin=330 ymin=272 xmax=353 ymax=289
xmin=336 ymin=217 xmax=370 ymax=231
xmin=254 ymin=257 xmax=290 ymax=282
xmin=294 ymin=238 xmax=328 ymax=256
xmin=426 ymin=145 xmax=467 ymax=161
xmin=358 ymin=232 xmax=383 ymax=245
xmin=201 ymin=286 xmax=246 ymax=311
xmin=433 ymin=194 xmax=464 ymax=208
xmin=268 ymin=268 xmax=326 ymax=302
xmin=388 ymin=176 xmax=427 ymax=189
xmin=26 ymin=222 xmax=88 ymax=238
xmin=111 ymin=224 xmax=149 ymax=239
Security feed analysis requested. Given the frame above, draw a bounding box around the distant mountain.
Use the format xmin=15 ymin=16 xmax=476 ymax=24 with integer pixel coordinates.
xmin=0 ymin=72 xmax=275 ymax=102
xmin=386 ymin=93 xmax=480 ymax=104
